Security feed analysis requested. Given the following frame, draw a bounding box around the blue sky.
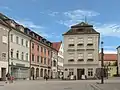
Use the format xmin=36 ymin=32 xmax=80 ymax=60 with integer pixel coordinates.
xmin=0 ymin=0 xmax=120 ymax=52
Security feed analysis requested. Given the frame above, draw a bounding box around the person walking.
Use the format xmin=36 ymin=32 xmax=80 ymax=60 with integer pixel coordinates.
xmin=5 ymin=73 xmax=10 ymax=84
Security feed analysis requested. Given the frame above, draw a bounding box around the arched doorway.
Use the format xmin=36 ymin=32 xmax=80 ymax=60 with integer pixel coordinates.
xmin=44 ymin=69 xmax=47 ymax=76
xmin=48 ymin=70 xmax=50 ymax=77
xmin=31 ymin=67 xmax=34 ymax=80
xmin=36 ymin=68 xmax=39 ymax=78
xmin=40 ymin=68 xmax=43 ymax=77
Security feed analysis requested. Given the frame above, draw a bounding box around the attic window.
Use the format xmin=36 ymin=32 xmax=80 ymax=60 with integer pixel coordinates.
xmin=77 ymin=29 xmax=83 ymax=32
xmin=10 ymin=21 xmax=15 ymax=27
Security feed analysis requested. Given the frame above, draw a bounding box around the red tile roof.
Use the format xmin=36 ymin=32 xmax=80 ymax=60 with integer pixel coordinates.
xmin=99 ymin=54 xmax=117 ymax=61
xmin=52 ymin=42 xmax=62 ymax=51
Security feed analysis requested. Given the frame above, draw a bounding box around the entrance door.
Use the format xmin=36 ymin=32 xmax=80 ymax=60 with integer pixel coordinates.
xmin=77 ymin=69 xmax=84 ymax=80
xmin=1 ymin=68 xmax=6 ymax=81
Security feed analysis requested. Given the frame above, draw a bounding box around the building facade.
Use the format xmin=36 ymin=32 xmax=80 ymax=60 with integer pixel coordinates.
xmin=52 ymin=42 xmax=64 ymax=78
xmin=117 ymin=46 xmax=120 ymax=75
xmin=99 ymin=53 xmax=117 ymax=77
xmin=30 ymin=35 xmax=52 ymax=80
xmin=51 ymin=48 xmax=58 ymax=79
xmin=0 ymin=13 xmax=53 ymax=80
xmin=63 ymin=22 xmax=100 ymax=79
xmin=0 ymin=18 xmax=9 ymax=80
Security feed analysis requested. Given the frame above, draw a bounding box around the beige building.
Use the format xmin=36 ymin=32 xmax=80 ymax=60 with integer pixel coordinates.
xmin=63 ymin=22 xmax=100 ymax=79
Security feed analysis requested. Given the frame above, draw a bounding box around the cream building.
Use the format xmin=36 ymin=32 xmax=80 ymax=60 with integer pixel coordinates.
xmin=63 ymin=22 xmax=100 ymax=79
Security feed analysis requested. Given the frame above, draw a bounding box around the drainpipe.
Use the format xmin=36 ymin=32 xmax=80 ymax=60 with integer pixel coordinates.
xmin=57 ymin=53 xmax=59 ymax=79
xmin=29 ymin=38 xmax=32 ymax=80
xmin=8 ymin=28 xmax=12 ymax=75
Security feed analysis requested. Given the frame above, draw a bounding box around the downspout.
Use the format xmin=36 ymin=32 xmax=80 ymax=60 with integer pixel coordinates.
xmin=29 ymin=38 xmax=32 ymax=80
xmin=8 ymin=28 xmax=12 ymax=74
xmin=57 ymin=52 xmax=59 ymax=79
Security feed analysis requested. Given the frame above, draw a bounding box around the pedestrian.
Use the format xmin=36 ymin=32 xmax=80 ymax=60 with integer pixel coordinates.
xmin=5 ymin=73 xmax=10 ymax=84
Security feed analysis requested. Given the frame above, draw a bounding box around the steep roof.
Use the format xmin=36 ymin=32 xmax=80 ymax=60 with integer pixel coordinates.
xmin=99 ymin=54 xmax=117 ymax=61
xmin=52 ymin=42 xmax=62 ymax=51
xmin=63 ymin=22 xmax=99 ymax=35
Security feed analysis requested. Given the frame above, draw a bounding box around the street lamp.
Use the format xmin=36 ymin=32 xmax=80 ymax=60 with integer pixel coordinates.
xmin=101 ymin=41 xmax=104 ymax=84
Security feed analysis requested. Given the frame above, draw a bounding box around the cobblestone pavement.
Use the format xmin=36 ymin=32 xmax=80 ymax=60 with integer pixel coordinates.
xmin=0 ymin=78 xmax=120 ymax=90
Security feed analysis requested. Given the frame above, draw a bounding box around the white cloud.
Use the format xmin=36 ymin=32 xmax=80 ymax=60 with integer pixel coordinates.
xmin=0 ymin=6 xmax=12 ymax=11
xmin=95 ymin=23 xmax=120 ymax=37
xmin=64 ymin=9 xmax=99 ymax=20
xmin=16 ymin=19 xmax=60 ymax=39
xmin=99 ymin=50 xmax=117 ymax=54
xmin=57 ymin=9 xmax=99 ymax=27
xmin=16 ymin=20 xmax=44 ymax=29
xmin=48 ymin=11 xmax=59 ymax=16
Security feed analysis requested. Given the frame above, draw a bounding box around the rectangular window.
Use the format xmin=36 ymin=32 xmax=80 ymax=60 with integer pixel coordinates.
xmin=16 ymin=36 xmax=19 ymax=44
xmin=48 ymin=59 xmax=50 ymax=65
xmin=2 ymin=36 xmax=7 ymax=44
xmin=26 ymin=41 xmax=28 ymax=47
xmin=44 ymin=48 xmax=46 ymax=55
xmin=11 ymin=34 xmax=13 ymax=42
xmin=41 ymin=57 xmax=43 ymax=63
xmin=32 ymin=43 xmax=34 ymax=49
xmin=88 ymin=68 xmax=93 ymax=76
xmin=78 ymin=38 xmax=84 ymax=43
xmin=37 ymin=45 xmax=39 ymax=51
xmin=88 ymin=37 xmax=93 ymax=44
xmin=37 ymin=56 xmax=39 ymax=62
xmin=68 ymin=44 xmax=74 ymax=47
xmin=32 ymin=54 xmax=34 ymax=61
xmin=2 ymin=53 xmax=6 ymax=58
xmin=41 ymin=47 xmax=43 ymax=52
xmin=88 ymin=53 xmax=93 ymax=59
xmin=69 ymin=69 xmax=74 ymax=75
xmin=16 ymin=50 xmax=19 ymax=59
xmin=21 ymin=39 xmax=24 ymax=46
xmin=68 ymin=53 xmax=74 ymax=59
xmin=78 ymin=53 xmax=84 ymax=61
xmin=26 ymin=53 xmax=28 ymax=61
xmin=44 ymin=58 xmax=46 ymax=64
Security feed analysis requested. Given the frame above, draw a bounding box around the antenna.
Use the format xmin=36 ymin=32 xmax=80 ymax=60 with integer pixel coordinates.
xmin=84 ymin=16 xmax=87 ymax=23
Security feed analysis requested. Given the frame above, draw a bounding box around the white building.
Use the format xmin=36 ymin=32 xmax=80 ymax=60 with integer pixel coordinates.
xmin=51 ymin=48 xmax=58 ymax=78
xmin=52 ymin=42 xmax=64 ymax=78
xmin=8 ymin=21 xmax=30 ymax=80
xmin=0 ymin=17 xmax=9 ymax=80
xmin=0 ymin=14 xmax=31 ymax=80
xmin=63 ymin=22 xmax=100 ymax=79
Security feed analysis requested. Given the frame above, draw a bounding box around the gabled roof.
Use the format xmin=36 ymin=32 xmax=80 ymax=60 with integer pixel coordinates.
xmin=63 ymin=22 xmax=99 ymax=35
xmin=52 ymin=42 xmax=62 ymax=51
xmin=99 ymin=54 xmax=117 ymax=61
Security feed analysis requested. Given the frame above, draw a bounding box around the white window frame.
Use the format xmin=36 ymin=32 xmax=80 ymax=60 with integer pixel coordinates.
xmin=88 ymin=68 xmax=93 ymax=76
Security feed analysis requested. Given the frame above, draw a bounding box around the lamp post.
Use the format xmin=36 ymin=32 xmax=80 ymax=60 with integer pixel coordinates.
xmin=101 ymin=41 xmax=104 ymax=84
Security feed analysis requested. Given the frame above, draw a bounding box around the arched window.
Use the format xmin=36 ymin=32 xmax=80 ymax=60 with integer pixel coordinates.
xmin=16 ymin=50 xmax=19 ymax=59
xmin=21 ymin=52 xmax=24 ymax=60
xmin=11 ymin=49 xmax=13 ymax=58
xmin=53 ymin=60 xmax=56 ymax=67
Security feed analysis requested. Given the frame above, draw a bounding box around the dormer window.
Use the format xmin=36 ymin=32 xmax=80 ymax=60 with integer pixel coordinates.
xmin=19 ymin=26 xmax=24 ymax=32
xmin=10 ymin=20 xmax=15 ymax=27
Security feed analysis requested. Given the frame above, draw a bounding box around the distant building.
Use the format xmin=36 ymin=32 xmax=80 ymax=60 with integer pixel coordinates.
xmin=99 ymin=53 xmax=117 ymax=77
xmin=63 ymin=22 xmax=100 ymax=79
xmin=0 ymin=13 xmax=53 ymax=80
xmin=0 ymin=17 xmax=9 ymax=80
xmin=52 ymin=42 xmax=64 ymax=78
xmin=51 ymin=46 xmax=58 ymax=79
xmin=117 ymin=46 xmax=120 ymax=75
